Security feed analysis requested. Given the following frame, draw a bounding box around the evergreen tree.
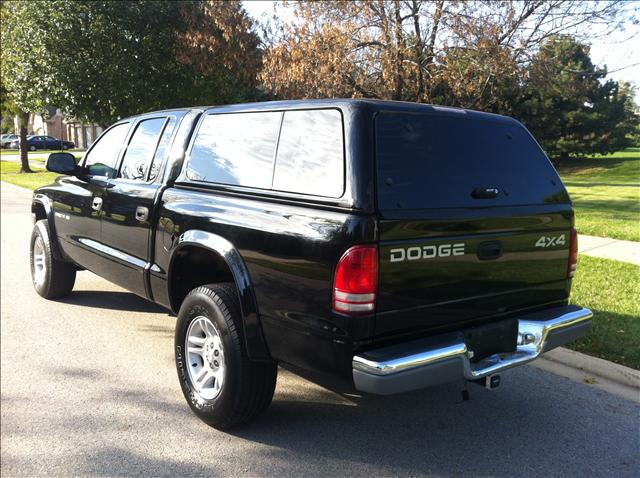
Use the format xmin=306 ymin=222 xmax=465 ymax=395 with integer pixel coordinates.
xmin=518 ymin=36 xmax=638 ymax=163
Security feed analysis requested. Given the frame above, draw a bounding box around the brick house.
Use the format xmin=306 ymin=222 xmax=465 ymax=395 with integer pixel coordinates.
xmin=13 ymin=107 xmax=102 ymax=149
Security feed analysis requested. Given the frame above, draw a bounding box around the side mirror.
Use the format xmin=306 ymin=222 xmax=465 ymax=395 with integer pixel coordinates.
xmin=46 ymin=152 xmax=77 ymax=174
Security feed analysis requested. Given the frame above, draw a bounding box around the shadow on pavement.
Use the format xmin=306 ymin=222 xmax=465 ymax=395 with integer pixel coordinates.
xmin=2 ymin=346 xmax=638 ymax=477
xmin=56 ymin=290 xmax=169 ymax=314
xmin=228 ymin=367 xmax=639 ymax=477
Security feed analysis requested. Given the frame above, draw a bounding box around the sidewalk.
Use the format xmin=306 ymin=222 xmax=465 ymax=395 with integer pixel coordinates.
xmin=579 ymin=234 xmax=640 ymax=266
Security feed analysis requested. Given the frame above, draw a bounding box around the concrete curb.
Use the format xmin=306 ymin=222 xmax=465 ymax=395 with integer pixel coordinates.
xmin=532 ymin=347 xmax=640 ymax=402
xmin=543 ymin=347 xmax=639 ymax=388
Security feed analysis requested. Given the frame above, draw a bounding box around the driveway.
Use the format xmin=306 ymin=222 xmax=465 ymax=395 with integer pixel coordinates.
xmin=1 ymin=182 xmax=638 ymax=477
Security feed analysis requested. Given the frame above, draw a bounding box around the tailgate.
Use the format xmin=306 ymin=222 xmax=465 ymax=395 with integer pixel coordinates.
xmin=376 ymin=208 xmax=572 ymax=335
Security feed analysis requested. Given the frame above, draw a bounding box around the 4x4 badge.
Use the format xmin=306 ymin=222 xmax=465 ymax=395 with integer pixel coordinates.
xmin=535 ymin=235 xmax=566 ymax=248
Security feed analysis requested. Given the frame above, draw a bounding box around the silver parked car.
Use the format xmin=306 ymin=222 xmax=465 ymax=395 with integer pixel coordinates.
xmin=1 ymin=134 xmax=19 ymax=148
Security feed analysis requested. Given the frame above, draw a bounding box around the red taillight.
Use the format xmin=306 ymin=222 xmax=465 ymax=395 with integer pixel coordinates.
xmin=568 ymin=228 xmax=578 ymax=278
xmin=332 ymin=245 xmax=378 ymax=315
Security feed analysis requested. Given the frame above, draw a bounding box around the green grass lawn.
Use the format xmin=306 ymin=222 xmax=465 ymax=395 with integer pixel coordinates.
xmin=0 ymin=160 xmax=60 ymax=190
xmin=568 ymin=255 xmax=640 ymax=369
xmin=559 ymin=147 xmax=640 ymax=242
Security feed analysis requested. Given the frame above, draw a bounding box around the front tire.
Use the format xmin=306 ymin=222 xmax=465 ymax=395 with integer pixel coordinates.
xmin=175 ymin=284 xmax=277 ymax=429
xmin=30 ymin=220 xmax=76 ymax=299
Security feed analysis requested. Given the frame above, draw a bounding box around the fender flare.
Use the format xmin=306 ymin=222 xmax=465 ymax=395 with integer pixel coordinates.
xmin=168 ymin=229 xmax=272 ymax=362
xmin=32 ymin=194 xmax=65 ymax=261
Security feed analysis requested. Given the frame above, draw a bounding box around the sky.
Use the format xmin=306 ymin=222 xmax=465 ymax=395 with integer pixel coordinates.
xmin=242 ymin=0 xmax=640 ymax=97
xmin=588 ymin=26 xmax=639 ymax=88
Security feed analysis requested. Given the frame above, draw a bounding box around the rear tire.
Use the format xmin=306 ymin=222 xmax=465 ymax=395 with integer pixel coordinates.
xmin=175 ymin=283 xmax=277 ymax=429
xmin=30 ymin=220 xmax=76 ymax=299
xmin=29 ymin=145 xmax=36 ymax=151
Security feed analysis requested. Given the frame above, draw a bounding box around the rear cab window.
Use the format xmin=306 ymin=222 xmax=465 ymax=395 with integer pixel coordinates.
xmin=375 ymin=111 xmax=567 ymax=211
xmin=184 ymin=108 xmax=345 ymax=198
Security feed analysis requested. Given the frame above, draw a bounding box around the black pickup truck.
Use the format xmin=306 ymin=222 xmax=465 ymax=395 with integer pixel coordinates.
xmin=30 ymin=99 xmax=592 ymax=429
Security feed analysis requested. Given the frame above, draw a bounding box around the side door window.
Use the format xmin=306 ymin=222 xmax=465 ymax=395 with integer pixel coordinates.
xmin=118 ymin=118 xmax=167 ymax=181
xmin=83 ymin=123 xmax=130 ymax=178
xmin=148 ymin=117 xmax=177 ymax=182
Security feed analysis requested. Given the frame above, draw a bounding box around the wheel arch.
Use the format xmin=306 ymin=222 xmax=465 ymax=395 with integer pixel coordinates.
xmin=168 ymin=230 xmax=272 ymax=362
xmin=31 ymin=195 xmax=65 ymax=261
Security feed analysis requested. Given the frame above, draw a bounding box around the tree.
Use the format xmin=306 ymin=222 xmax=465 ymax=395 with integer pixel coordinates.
xmin=0 ymin=4 xmax=37 ymax=172
xmin=0 ymin=84 xmax=17 ymax=134
xmin=0 ymin=86 xmax=31 ymax=173
xmin=517 ymin=36 xmax=638 ymax=162
xmin=1 ymin=1 xmax=261 ymax=129
xmin=261 ymin=1 xmax=448 ymax=102
xmin=178 ymin=1 xmax=264 ymax=103
xmin=260 ymin=0 xmax=634 ymax=110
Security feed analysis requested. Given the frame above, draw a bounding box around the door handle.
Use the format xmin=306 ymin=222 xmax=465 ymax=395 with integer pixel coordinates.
xmin=92 ymin=197 xmax=102 ymax=211
xmin=135 ymin=206 xmax=149 ymax=222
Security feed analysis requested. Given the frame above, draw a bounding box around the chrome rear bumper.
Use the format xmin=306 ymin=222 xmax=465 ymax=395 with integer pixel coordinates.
xmin=352 ymin=305 xmax=592 ymax=395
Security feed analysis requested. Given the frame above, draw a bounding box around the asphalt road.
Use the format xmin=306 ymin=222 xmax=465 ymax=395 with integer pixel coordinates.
xmin=1 ymin=181 xmax=639 ymax=477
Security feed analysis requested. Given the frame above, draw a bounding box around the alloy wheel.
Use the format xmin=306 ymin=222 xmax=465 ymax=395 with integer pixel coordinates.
xmin=32 ymin=236 xmax=46 ymax=287
xmin=185 ymin=316 xmax=226 ymax=400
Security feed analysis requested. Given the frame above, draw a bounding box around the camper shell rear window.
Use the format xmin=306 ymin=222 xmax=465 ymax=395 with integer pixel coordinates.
xmin=375 ymin=111 xmax=567 ymax=210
